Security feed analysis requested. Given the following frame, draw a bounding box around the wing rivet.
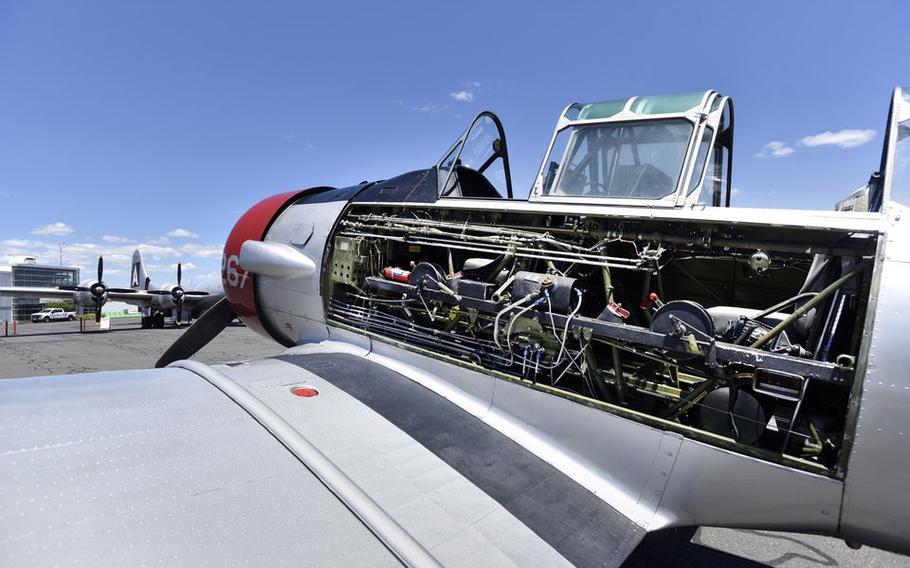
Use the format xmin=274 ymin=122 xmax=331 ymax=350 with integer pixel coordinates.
xmin=290 ymin=385 xmax=319 ymax=398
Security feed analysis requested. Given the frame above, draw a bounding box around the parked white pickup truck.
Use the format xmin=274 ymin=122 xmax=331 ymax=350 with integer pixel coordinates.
xmin=31 ymin=308 xmax=76 ymax=322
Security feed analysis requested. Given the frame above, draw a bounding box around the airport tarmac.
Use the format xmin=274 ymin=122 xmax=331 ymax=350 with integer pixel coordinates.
xmin=1 ymin=318 xmax=907 ymax=568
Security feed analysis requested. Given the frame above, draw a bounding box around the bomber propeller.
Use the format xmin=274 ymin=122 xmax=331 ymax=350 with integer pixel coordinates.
xmin=172 ymin=263 xmax=186 ymax=323
xmin=89 ymin=256 xmax=106 ymax=323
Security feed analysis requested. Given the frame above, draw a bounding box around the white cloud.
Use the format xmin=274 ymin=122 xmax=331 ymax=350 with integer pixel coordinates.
xmin=413 ymin=103 xmax=451 ymax=113
xmin=178 ymin=243 xmax=223 ymax=258
xmin=101 ymin=235 xmax=130 ymax=244
xmin=799 ymin=129 xmax=876 ymax=149
xmin=731 ymin=187 xmax=743 ymax=197
xmin=755 ymin=141 xmax=795 ymax=158
xmin=167 ymin=228 xmax=199 ymax=238
xmin=0 ymin=235 xmax=224 ymax=290
xmin=31 ymin=222 xmax=74 ymax=236
xmin=449 ymin=90 xmax=475 ymax=102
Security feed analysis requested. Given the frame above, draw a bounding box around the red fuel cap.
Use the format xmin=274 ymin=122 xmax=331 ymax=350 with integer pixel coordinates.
xmin=290 ymin=385 xmax=319 ymax=398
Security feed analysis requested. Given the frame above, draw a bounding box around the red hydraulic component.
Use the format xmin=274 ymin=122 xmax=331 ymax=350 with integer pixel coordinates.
xmin=606 ymin=302 xmax=631 ymax=319
xmin=382 ymin=266 xmax=412 ymax=283
xmin=641 ymin=292 xmax=664 ymax=311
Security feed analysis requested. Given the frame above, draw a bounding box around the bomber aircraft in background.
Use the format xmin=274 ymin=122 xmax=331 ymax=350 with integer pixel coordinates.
xmin=2 ymin=86 xmax=910 ymax=567
xmin=0 ymin=249 xmax=222 ymax=327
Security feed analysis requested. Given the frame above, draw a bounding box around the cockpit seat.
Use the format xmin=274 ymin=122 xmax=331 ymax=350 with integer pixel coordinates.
xmin=453 ymin=166 xmax=502 ymax=198
xmin=707 ymin=254 xmax=838 ymax=348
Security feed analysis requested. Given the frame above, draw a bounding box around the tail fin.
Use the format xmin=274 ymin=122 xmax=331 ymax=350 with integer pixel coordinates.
xmin=130 ymin=249 xmax=150 ymax=290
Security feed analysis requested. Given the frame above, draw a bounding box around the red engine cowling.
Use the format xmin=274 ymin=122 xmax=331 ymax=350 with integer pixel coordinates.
xmin=221 ymin=191 xmax=307 ymax=339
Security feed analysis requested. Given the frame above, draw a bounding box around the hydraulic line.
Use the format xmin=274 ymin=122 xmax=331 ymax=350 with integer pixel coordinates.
xmin=750 ymin=292 xmax=818 ymax=323
xmin=493 ymin=292 xmax=538 ymax=350
xmin=552 ymin=289 xmax=584 ymax=366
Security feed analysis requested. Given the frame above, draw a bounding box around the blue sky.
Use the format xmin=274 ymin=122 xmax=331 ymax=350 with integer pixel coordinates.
xmin=1 ymin=1 xmax=907 ymax=286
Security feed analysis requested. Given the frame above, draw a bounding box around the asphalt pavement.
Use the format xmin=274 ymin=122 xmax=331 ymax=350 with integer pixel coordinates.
xmin=0 ymin=318 xmax=907 ymax=568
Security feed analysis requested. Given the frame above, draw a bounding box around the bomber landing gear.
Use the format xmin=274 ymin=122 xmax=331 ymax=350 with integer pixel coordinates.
xmin=141 ymin=313 xmax=166 ymax=329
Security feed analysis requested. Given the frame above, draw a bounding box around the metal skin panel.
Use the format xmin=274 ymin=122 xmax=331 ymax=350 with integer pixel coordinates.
xmin=256 ymin=200 xmax=349 ymax=344
xmin=657 ymin=438 xmax=842 ymax=532
xmin=485 ymin=374 xmax=677 ymax=529
xmin=213 ymin=355 xmax=582 ymax=568
xmin=358 ymin=197 xmax=885 ymax=234
xmin=366 ymin=340 xmax=497 ymax=430
xmin=361 ymin=337 xmax=844 ymax=534
xmin=0 ymin=368 xmax=400 ymax=568
xmin=841 ymin=204 xmax=910 ymax=554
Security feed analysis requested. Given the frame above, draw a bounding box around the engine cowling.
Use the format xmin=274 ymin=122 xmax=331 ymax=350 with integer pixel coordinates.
xmin=222 ymin=188 xmax=347 ymax=344
xmin=222 ymin=191 xmax=305 ymax=339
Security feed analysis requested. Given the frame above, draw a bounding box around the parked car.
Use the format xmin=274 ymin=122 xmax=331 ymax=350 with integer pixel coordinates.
xmin=31 ymin=308 xmax=76 ymax=322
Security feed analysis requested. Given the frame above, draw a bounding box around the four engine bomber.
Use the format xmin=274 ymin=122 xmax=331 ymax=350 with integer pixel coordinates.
xmin=326 ymin=204 xmax=879 ymax=475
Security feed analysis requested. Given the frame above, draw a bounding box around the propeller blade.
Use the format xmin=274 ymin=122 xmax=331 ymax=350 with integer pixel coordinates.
xmin=94 ymin=301 xmax=102 ymax=323
xmin=155 ymin=297 xmax=235 ymax=368
xmin=97 ymin=256 xmax=103 ymax=283
xmin=177 ymin=263 xmax=182 ymax=287
xmin=144 ymin=276 xmax=151 ymax=291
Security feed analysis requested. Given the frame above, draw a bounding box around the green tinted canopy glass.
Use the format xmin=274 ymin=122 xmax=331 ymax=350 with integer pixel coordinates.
xmin=629 ymin=91 xmax=707 ymax=115
xmin=569 ymin=91 xmax=711 ymax=122
xmin=575 ymin=98 xmax=627 ymax=120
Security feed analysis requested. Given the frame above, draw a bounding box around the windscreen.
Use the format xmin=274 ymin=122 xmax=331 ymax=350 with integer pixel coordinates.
xmin=542 ymin=119 xmax=693 ymax=199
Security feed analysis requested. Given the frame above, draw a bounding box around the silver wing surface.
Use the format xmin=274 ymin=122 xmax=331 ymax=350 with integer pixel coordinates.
xmin=0 ymin=347 xmax=646 ymax=567
xmin=0 ymin=286 xmax=79 ymax=300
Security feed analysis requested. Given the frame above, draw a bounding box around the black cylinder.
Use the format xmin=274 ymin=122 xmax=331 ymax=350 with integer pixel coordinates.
xmin=510 ymin=271 xmax=579 ymax=313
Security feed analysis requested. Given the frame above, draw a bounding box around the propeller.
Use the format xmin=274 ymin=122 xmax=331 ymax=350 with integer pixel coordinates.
xmin=172 ymin=263 xmax=185 ymax=323
xmin=89 ymin=256 xmax=106 ymax=323
xmin=155 ymin=297 xmax=235 ymax=368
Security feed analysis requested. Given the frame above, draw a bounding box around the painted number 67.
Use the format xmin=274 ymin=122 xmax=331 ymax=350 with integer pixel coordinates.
xmin=222 ymin=253 xmax=249 ymax=289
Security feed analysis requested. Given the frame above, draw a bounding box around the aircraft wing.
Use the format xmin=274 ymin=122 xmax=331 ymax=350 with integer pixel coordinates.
xmin=183 ymin=291 xmax=223 ymax=312
xmin=106 ymin=290 xmax=155 ymax=305
xmin=0 ymin=346 xmax=645 ymax=567
xmin=104 ymin=290 xmax=221 ymax=310
xmin=0 ymin=286 xmax=78 ymax=300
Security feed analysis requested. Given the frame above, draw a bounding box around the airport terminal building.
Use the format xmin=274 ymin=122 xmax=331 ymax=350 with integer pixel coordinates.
xmin=0 ymin=257 xmax=80 ymax=321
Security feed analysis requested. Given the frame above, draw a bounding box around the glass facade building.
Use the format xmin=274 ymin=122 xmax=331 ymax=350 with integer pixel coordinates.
xmin=10 ymin=262 xmax=80 ymax=321
xmin=0 ymin=267 xmax=10 ymax=322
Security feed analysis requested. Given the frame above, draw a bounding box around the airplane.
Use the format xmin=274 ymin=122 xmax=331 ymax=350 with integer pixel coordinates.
xmin=1 ymin=86 xmax=909 ymax=567
xmin=0 ymin=248 xmax=222 ymax=327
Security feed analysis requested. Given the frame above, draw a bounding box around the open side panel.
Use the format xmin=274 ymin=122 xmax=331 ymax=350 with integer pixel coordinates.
xmin=325 ymin=204 xmax=880 ymax=476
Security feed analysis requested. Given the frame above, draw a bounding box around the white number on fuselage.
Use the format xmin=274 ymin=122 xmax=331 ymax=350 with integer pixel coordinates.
xmin=222 ymin=253 xmax=249 ymax=289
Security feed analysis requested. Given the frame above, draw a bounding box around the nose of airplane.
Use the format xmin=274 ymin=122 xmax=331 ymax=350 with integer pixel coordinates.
xmin=221 ymin=190 xmax=310 ymax=336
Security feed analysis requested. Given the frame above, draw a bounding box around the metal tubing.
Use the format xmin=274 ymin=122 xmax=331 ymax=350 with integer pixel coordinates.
xmin=361 ymin=277 xmax=850 ymax=385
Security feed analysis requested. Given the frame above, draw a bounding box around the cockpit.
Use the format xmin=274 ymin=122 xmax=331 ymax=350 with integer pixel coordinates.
xmin=434 ymin=90 xmax=734 ymax=208
xmin=437 ymin=112 xmax=513 ymax=199
xmin=532 ymin=91 xmax=733 ymax=207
